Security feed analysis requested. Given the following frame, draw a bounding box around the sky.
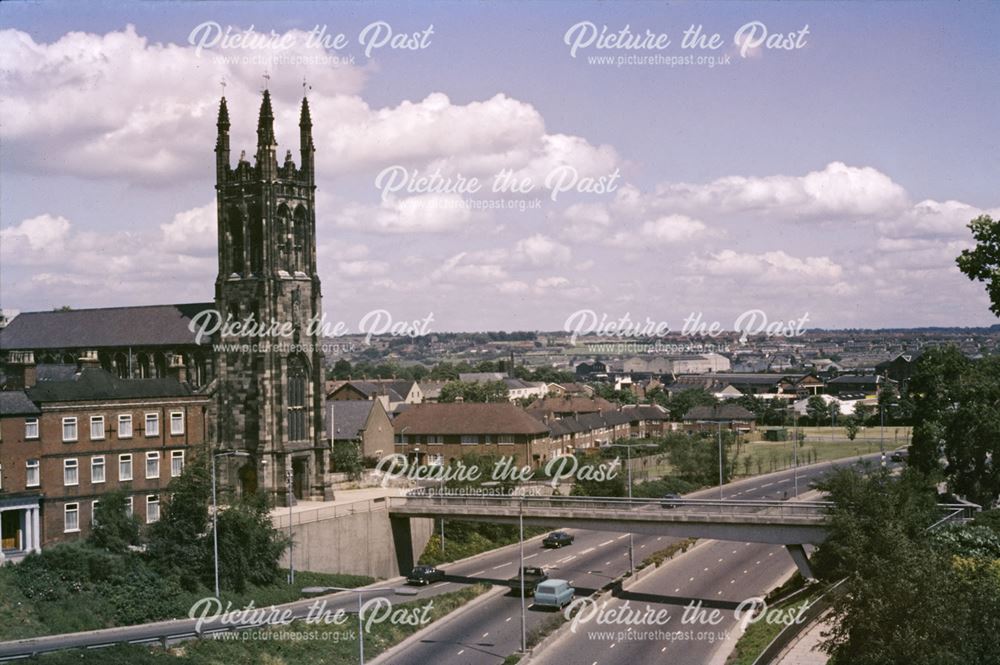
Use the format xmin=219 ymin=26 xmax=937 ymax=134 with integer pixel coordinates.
xmin=1 ymin=0 xmax=999 ymax=335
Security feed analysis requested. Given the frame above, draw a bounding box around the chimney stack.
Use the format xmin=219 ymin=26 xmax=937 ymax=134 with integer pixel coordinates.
xmin=6 ymin=350 xmax=37 ymax=389
xmin=167 ymin=354 xmax=187 ymax=384
xmin=78 ymin=349 xmax=101 ymax=370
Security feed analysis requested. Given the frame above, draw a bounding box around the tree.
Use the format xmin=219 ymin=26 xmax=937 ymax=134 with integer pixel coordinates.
xmin=852 ymin=402 xmax=874 ymax=426
xmin=805 ymin=395 xmax=829 ymax=425
xmin=909 ymin=347 xmax=1000 ymax=505
xmin=146 ymin=454 xmax=211 ymax=589
xmin=814 ymin=467 xmax=1000 ymax=664
xmin=331 ymin=440 xmax=363 ymax=480
xmin=844 ymin=416 xmax=860 ymax=442
xmin=667 ymin=389 xmax=717 ymax=423
xmin=214 ymin=495 xmax=290 ymax=592
xmin=330 ymin=359 xmax=352 ymax=380
xmin=89 ymin=489 xmax=141 ymax=554
xmin=956 ymin=214 xmax=1000 ymax=316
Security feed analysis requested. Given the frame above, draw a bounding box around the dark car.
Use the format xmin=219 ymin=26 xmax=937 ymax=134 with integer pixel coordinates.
xmin=509 ymin=566 xmax=548 ymax=595
xmin=406 ymin=565 xmax=445 ymax=586
xmin=661 ymin=492 xmax=683 ymax=509
xmin=542 ymin=531 xmax=575 ymax=548
xmin=890 ymin=450 xmax=908 ymax=463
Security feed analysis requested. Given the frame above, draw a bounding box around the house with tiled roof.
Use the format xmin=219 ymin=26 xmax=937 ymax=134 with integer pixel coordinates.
xmin=392 ymin=402 xmax=553 ymax=467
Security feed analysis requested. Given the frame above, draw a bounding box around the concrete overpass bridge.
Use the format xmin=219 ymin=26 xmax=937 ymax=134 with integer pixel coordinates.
xmin=387 ymin=492 xmax=976 ymax=579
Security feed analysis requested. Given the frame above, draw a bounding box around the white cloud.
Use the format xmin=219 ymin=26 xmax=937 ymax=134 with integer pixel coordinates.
xmin=159 ymin=203 xmax=216 ymax=254
xmin=653 ymin=162 xmax=910 ymax=220
xmin=692 ymin=249 xmax=843 ymax=282
xmin=611 ymin=214 xmax=708 ymax=247
xmin=0 ymin=214 xmax=72 ymax=259
xmin=514 ymin=234 xmax=572 ymax=266
xmin=334 ymin=194 xmax=475 ymax=234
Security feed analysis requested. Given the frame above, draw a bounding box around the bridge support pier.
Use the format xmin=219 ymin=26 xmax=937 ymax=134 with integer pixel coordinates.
xmin=785 ymin=544 xmax=815 ymax=581
xmin=390 ymin=516 xmax=416 ymax=575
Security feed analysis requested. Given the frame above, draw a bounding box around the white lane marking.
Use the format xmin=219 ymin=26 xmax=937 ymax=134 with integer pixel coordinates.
xmin=605 ymin=561 xmax=612 ymax=566
xmin=717 ymin=590 xmax=723 ymax=595
xmin=640 ymin=544 xmax=646 ymax=549
xmin=689 ymin=577 xmax=695 ymax=582
xmin=581 ymin=547 xmax=595 ymax=554
xmin=674 ymin=588 xmax=680 ymax=593
xmin=506 ymin=617 xmax=512 ymax=622
xmin=769 ymin=552 xmax=775 ymax=557
xmin=761 ymin=482 xmax=774 ymax=488
xmin=718 ymin=558 xmax=724 ymax=562
xmin=730 ymin=579 xmax=736 ymax=584
xmin=704 ymin=567 xmax=709 ymax=572
xmin=744 ymin=570 xmax=749 ymax=574
xmin=472 ymin=570 xmax=487 ymax=575
xmin=482 ymin=632 xmax=489 ymax=638
xmin=492 ymin=562 xmax=512 ymax=569
xmin=599 ymin=540 xmax=614 ymax=547
xmin=457 ymin=650 xmax=465 ymax=655
xmin=661 ymin=647 xmax=667 ymax=652
xmin=524 ymin=553 xmax=538 ymax=560
xmin=756 ymin=561 xmax=761 ymax=565
xmin=617 ymin=535 xmax=628 ymax=540
xmin=731 ymin=550 xmax=738 ymax=554
xmin=656 ymin=537 xmax=662 ymax=541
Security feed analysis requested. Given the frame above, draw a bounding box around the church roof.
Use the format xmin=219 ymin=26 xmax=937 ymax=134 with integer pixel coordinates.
xmin=26 ymin=368 xmax=197 ymax=403
xmin=0 ymin=303 xmax=215 ymax=350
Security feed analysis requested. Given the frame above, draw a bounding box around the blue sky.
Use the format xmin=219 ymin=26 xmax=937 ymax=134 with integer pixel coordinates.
xmin=2 ymin=1 xmax=999 ymax=332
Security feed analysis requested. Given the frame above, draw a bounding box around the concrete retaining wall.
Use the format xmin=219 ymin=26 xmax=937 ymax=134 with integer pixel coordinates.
xmin=279 ymin=508 xmax=433 ymax=579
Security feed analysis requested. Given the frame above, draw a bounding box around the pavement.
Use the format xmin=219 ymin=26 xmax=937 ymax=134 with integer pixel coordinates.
xmin=773 ymin=612 xmax=833 ymax=665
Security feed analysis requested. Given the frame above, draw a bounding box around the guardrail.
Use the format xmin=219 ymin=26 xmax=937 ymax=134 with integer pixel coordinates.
xmin=392 ymin=493 xmax=978 ymax=525
xmin=271 ymin=496 xmax=388 ymax=528
xmin=392 ymin=493 xmax=834 ymax=520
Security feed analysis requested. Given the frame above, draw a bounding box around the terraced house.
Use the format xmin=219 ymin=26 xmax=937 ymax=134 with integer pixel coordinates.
xmin=0 ymin=356 xmax=209 ymax=560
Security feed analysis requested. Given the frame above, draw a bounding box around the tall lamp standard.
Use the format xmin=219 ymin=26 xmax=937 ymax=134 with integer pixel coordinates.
xmin=286 ymin=467 xmax=295 ymax=585
xmin=212 ymin=449 xmax=251 ymax=599
xmin=314 ymin=585 xmax=412 ymax=665
xmin=606 ymin=440 xmax=658 ymax=575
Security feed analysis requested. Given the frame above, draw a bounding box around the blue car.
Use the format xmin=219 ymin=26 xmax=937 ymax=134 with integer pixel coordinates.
xmin=533 ymin=579 xmax=575 ymax=609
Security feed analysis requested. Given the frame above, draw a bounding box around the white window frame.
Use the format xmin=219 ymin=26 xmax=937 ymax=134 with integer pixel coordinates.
xmin=144 ymin=413 xmax=159 ymax=437
xmin=169 ymin=411 xmax=185 ymax=436
xmin=118 ymin=414 xmax=133 ymax=439
xmin=64 ymin=458 xmax=79 ymax=486
xmin=170 ymin=450 xmax=185 ymax=478
xmin=145 ymin=451 xmax=160 ymax=479
xmin=64 ymin=503 xmax=80 ymax=533
xmin=91 ymin=499 xmax=100 ymax=526
xmin=90 ymin=415 xmax=105 ymax=441
xmin=62 ymin=417 xmax=78 ymax=443
xmin=146 ymin=495 xmax=160 ymax=524
xmin=26 ymin=459 xmax=40 ymax=487
xmin=119 ymin=454 xmax=133 ymax=482
xmin=91 ymin=456 xmax=106 ymax=484
xmin=427 ymin=435 xmax=443 ymax=445
xmin=125 ymin=495 xmax=133 ymax=517
xmin=460 ymin=435 xmax=479 ymax=445
xmin=25 ymin=418 xmax=39 ymax=440
xmin=498 ymin=435 xmax=515 ymax=445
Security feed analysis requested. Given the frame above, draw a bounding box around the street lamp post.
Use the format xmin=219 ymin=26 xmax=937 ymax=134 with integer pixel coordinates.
xmin=287 ymin=467 xmax=295 ymax=585
xmin=317 ymin=585 xmax=408 ymax=665
xmin=518 ymin=493 xmax=527 ymax=653
xmin=212 ymin=449 xmax=251 ymax=599
xmin=606 ymin=440 xmax=657 ymax=576
xmin=717 ymin=420 xmax=724 ymax=500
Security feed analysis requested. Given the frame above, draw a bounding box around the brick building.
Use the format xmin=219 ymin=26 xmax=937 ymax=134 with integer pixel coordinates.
xmin=0 ymin=363 xmax=208 ymax=560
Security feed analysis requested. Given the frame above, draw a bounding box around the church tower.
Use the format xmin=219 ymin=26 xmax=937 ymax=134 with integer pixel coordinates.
xmin=213 ymin=89 xmax=332 ymax=505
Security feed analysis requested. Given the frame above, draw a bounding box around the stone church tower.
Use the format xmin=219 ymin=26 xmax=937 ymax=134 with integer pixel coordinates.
xmin=213 ymin=90 xmax=332 ymax=505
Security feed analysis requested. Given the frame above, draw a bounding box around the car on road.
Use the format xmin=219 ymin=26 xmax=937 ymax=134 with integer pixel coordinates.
xmin=890 ymin=450 xmax=908 ymax=463
xmin=661 ymin=492 xmax=683 ymax=509
xmin=533 ymin=579 xmax=575 ymax=609
xmin=542 ymin=531 xmax=575 ymax=548
xmin=509 ymin=566 xmax=548 ymax=595
xmin=406 ymin=565 xmax=445 ymax=585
